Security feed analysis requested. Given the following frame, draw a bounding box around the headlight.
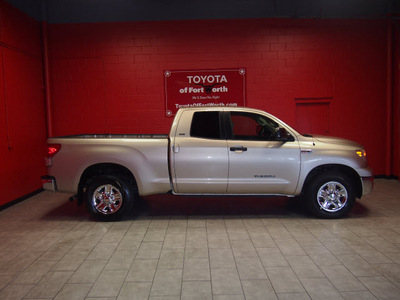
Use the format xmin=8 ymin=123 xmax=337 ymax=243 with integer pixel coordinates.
xmin=356 ymin=150 xmax=367 ymax=158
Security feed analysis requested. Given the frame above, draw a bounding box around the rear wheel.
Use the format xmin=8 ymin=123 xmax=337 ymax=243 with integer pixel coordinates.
xmin=85 ymin=175 xmax=135 ymax=221
xmin=305 ymin=172 xmax=355 ymax=218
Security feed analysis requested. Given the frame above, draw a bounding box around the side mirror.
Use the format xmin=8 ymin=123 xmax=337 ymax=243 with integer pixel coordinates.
xmin=275 ymin=128 xmax=294 ymax=142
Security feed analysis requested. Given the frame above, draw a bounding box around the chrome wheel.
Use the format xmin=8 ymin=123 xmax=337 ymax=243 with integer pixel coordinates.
xmin=317 ymin=181 xmax=348 ymax=212
xmin=92 ymin=184 xmax=123 ymax=215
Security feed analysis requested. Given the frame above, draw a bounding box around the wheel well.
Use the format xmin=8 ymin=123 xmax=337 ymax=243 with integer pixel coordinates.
xmin=77 ymin=163 xmax=137 ymax=204
xmin=303 ymin=164 xmax=363 ymax=198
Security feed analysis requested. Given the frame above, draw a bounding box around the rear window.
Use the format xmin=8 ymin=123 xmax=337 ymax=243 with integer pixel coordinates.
xmin=190 ymin=111 xmax=221 ymax=139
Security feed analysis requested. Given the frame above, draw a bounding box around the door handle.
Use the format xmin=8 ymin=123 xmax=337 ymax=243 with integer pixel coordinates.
xmin=172 ymin=144 xmax=180 ymax=153
xmin=230 ymin=146 xmax=247 ymax=153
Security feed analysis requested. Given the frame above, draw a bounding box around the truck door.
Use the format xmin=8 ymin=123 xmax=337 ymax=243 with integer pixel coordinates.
xmin=171 ymin=110 xmax=229 ymax=194
xmin=226 ymin=111 xmax=300 ymax=195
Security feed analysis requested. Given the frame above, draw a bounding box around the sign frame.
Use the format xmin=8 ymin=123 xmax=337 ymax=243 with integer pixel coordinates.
xmin=164 ymin=68 xmax=246 ymax=117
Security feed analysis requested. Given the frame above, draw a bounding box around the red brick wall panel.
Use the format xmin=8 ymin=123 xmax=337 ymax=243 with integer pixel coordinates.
xmin=0 ymin=1 xmax=46 ymax=206
xmin=0 ymin=1 xmax=41 ymax=56
xmin=48 ymin=18 xmax=388 ymax=174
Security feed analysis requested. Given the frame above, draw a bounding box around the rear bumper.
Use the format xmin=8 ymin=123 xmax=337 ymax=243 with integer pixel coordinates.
xmin=361 ymin=176 xmax=374 ymax=196
xmin=41 ymin=176 xmax=57 ymax=192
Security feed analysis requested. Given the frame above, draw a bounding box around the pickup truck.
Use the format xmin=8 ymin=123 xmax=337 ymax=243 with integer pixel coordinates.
xmin=42 ymin=107 xmax=373 ymax=220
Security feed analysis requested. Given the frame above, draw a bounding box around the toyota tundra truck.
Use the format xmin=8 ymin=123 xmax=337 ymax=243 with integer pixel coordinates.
xmin=42 ymin=107 xmax=373 ymax=220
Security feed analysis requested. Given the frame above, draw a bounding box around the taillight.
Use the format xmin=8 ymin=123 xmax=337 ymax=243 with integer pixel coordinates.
xmin=47 ymin=144 xmax=61 ymax=157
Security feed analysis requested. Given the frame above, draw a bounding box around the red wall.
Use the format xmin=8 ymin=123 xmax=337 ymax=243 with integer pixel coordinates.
xmin=391 ymin=20 xmax=400 ymax=177
xmin=0 ymin=1 xmax=47 ymax=206
xmin=0 ymin=7 xmax=397 ymax=208
xmin=48 ymin=19 xmax=390 ymax=175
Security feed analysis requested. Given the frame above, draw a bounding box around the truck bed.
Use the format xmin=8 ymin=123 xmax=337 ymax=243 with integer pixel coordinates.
xmin=47 ymin=134 xmax=171 ymax=196
xmin=54 ymin=134 xmax=169 ymax=139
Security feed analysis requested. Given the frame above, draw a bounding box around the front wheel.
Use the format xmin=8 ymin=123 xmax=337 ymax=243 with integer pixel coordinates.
xmin=85 ymin=175 xmax=135 ymax=221
xmin=305 ymin=172 xmax=355 ymax=219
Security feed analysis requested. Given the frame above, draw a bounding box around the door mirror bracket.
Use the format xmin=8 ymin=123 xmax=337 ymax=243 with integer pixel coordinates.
xmin=275 ymin=128 xmax=294 ymax=142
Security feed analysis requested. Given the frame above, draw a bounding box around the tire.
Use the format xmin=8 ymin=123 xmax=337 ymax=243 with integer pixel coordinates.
xmin=305 ymin=172 xmax=355 ymax=219
xmin=85 ymin=175 xmax=135 ymax=221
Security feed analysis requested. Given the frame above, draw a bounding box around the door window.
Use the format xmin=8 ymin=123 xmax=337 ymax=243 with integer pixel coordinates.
xmin=229 ymin=112 xmax=281 ymax=141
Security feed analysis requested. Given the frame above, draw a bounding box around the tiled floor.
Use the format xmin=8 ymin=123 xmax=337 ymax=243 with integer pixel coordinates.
xmin=1 ymin=179 xmax=400 ymax=299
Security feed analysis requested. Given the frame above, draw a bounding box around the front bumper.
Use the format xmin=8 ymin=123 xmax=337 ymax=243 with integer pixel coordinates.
xmin=41 ymin=176 xmax=57 ymax=192
xmin=361 ymin=176 xmax=374 ymax=196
